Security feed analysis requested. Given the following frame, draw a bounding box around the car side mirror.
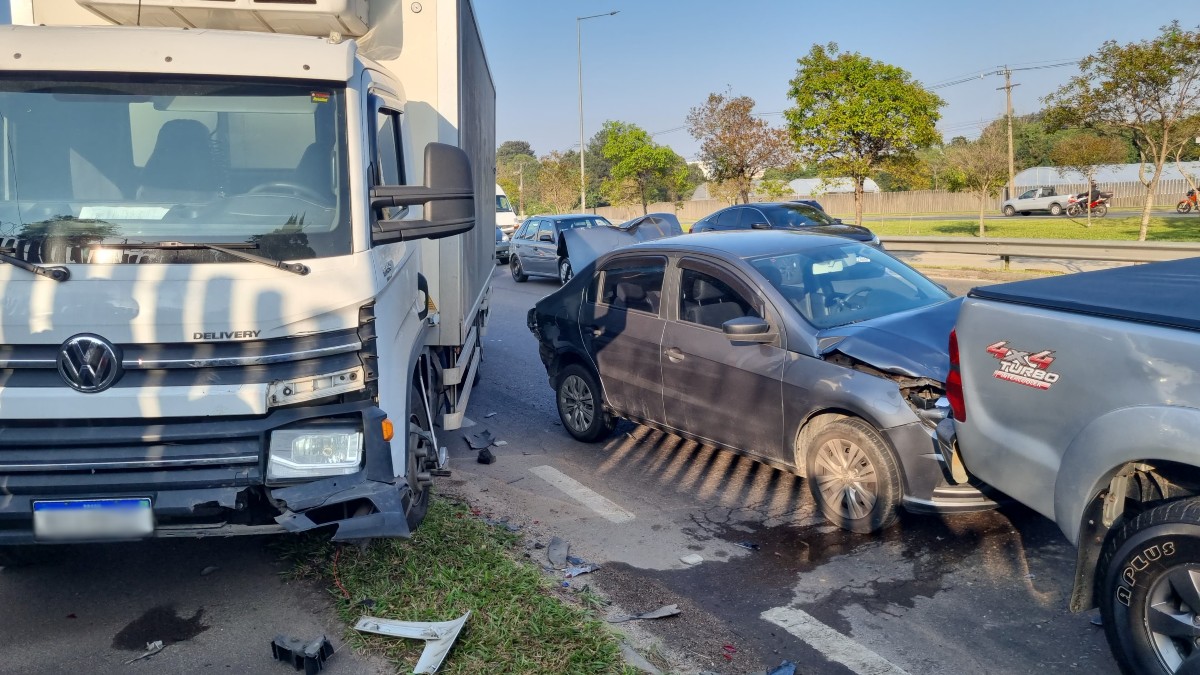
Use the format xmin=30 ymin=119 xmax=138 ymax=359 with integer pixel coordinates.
xmin=539 ymin=232 xmax=554 ymax=242
xmin=370 ymin=142 xmax=475 ymax=244
xmin=749 ymin=222 xmax=771 ymax=230
xmin=722 ymin=316 xmax=776 ymax=343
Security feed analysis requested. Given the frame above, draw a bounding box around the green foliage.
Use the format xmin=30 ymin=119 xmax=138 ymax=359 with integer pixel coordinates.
xmin=537 ymin=150 xmax=581 ymax=214
xmin=1050 ymin=133 xmax=1128 ymax=181
xmin=869 ymin=215 xmax=1200 ymax=241
xmin=598 ymin=120 xmax=689 ymax=214
xmin=762 ymin=163 xmax=819 ymax=182
xmin=785 ymin=43 xmax=944 ymax=224
xmin=687 ymin=91 xmax=794 ymax=203
xmin=945 ymin=130 xmax=1009 ymax=236
xmin=756 ymin=178 xmax=791 ymax=200
xmin=497 ymin=140 xmax=535 ymax=163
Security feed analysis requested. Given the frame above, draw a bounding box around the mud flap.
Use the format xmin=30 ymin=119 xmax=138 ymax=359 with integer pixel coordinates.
xmin=272 ymin=476 xmax=412 ymax=540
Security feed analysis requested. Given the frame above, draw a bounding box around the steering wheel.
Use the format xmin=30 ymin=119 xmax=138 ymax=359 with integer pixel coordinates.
xmin=246 ymin=182 xmax=327 ymax=203
xmin=834 ymin=286 xmax=872 ymax=311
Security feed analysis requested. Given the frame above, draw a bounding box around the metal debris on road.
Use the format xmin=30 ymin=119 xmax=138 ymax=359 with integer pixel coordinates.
xmin=494 ymin=440 xmax=508 ymax=447
xmin=476 ymin=448 xmax=495 ymax=464
xmin=564 ymin=564 xmax=600 ymax=578
xmin=565 ymin=555 xmax=586 ymax=565
xmin=270 ymin=635 xmax=334 ymax=675
xmin=200 ymin=565 xmax=219 ymax=576
xmin=124 ymin=640 xmax=165 ymax=665
xmin=607 ymin=604 xmax=681 ymax=623
xmin=354 ymin=611 xmax=471 ymax=674
xmin=464 ymin=430 xmax=495 ymax=449
xmin=484 ymin=412 xmax=498 ymax=418
xmin=766 ymin=660 xmax=797 ymax=675
xmin=547 ymin=536 xmax=569 ymax=567
xmin=734 ymin=542 xmax=760 ymax=551
xmin=680 ymin=554 xmax=703 ymax=565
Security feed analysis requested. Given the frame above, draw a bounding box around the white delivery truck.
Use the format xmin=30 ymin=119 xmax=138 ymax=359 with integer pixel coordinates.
xmin=0 ymin=0 xmax=494 ymax=561
xmin=495 ymin=183 xmax=519 ymax=236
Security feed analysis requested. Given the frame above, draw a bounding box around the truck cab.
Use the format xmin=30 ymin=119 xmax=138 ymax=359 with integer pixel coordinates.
xmin=0 ymin=0 xmax=493 ymax=556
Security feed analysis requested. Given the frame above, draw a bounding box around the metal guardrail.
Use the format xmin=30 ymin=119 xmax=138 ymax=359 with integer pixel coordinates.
xmin=880 ymin=236 xmax=1200 ymax=265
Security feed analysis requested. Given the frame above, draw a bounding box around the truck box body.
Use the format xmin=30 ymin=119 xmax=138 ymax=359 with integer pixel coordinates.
xmin=0 ymin=0 xmax=493 ymax=546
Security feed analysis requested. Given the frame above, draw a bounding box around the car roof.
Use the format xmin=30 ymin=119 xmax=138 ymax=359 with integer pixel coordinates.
xmin=613 ymin=230 xmax=855 ymax=259
xmin=530 ymin=213 xmax=607 ymax=220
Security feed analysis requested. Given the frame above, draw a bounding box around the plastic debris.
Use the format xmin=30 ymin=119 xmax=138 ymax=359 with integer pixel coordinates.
xmin=1090 ymin=613 xmax=1103 ymax=626
xmin=564 ymin=564 xmax=600 ymax=578
xmin=200 ymin=565 xmax=219 ymax=576
xmin=270 ymin=635 xmax=334 ymax=675
xmin=734 ymin=542 xmax=760 ymax=551
xmin=354 ymin=611 xmax=471 ymax=674
xmin=680 ymin=554 xmax=703 ymax=566
xmin=721 ymin=644 xmax=737 ymax=661
xmin=464 ymin=430 xmax=495 ymax=450
xmin=766 ymin=660 xmax=797 ymax=675
xmin=484 ymin=412 xmax=498 ymax=418
xmin=124 ymin=640 xmax=164 ymax=665
xmin=607 ymin=604 xmax=681 ymax=623
xmin=620 ymin=641 xmax=663 ymax=675
xmin=565 ymin=555 xmax=587 ymax=565
xmin=547 ymin=537 xmax=569 ymax=567
xmin=476 ymin=448 xmax=495 ymax=464
xmin=493 ymin=440 xmax=508 ymax=447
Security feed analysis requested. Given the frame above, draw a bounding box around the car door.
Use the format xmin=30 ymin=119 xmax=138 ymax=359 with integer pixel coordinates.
xmin=578 ymin=255 xmax=668 ymax=423
xmin=660 ymin=257 xmax=787 ymax=458
xmin=530 ymin=219 xmax=557 ymax=275
xmin=738 ymin=207 xmax=771 ymax=229
xmin=510 ymin=218 xmax=535 ymax=265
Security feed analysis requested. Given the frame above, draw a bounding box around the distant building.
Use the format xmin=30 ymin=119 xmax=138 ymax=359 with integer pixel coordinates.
xmin=788 ymin=177 xmax=880 ymax=195
xmin=1016 ymin=162 xmax=1200 ymax=186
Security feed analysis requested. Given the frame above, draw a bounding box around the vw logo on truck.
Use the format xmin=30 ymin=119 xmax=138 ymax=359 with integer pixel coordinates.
xmin=56 ymin=334 xmax=123 ymax=393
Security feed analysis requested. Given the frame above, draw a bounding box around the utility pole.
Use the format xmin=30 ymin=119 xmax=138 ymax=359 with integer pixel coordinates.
xmin=576 ymin=11 xmax=618 ymax=214
xmin=996 ymin=66 xmax=1019 ymax=198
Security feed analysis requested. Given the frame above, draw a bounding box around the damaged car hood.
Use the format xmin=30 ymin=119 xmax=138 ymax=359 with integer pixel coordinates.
xmin=816 ymin=297 xmax=963 ymax=381
xmin=562 ymin=213 xmax=683 ymax=271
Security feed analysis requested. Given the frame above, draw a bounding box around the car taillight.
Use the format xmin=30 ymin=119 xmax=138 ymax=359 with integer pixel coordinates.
xmin=946 ymin=329 xmax=966 ymax=422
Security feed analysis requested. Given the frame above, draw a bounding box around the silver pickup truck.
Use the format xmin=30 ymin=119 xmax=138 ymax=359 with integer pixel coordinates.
xmin=938 ymin=258 xmax=1200 ymax=675
xmin=1001 ymin=186 xmax=1071 ymax=216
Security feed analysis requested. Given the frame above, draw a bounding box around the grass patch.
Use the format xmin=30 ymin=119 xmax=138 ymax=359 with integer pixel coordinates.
xmin=866 ymin=215 xmax=1200 ymax=241
xmin=279 ymin=499 xmax=633 ymax=675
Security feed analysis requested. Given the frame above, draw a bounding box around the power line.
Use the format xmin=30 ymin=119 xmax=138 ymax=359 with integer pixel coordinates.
xmin=927 ymin=60 xmax=1080 ymax=91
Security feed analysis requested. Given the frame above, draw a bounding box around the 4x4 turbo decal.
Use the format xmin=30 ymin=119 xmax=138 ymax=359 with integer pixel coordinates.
xmin=986 ymin=341 xmax=1060 ymax=390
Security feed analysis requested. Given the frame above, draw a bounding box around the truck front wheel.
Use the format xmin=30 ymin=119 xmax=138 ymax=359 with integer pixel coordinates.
xmin=804 ymin=419 xmax=902 ymax=534
xmin=404 ymin=383 xmax=435 ymax=531
xmin=1099 ymin=497 xmax=1200 ymax=674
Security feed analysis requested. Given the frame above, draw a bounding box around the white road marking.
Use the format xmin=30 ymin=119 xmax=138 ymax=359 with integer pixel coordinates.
xmin=761 ymin=606 xmax=910 ymax=675
xmin=529 ymin=465 xmax=635 ymax=523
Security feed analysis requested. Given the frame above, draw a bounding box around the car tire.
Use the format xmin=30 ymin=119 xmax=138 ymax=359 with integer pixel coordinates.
xmin=555 ymin=363 xmax=615 ymax=443
xmin=510 ymin=256 xmax=528 ymax=282
xmin=404 ymin=383 xmax=434 ymax=531
xmin=1098 ymin=497 xmax=1200 ymax=675
xmin=559 ymin=258 xmax=573 ymax=285
xmin=1049 ymin=203 xmax=1063 ymax=216
xmin=804 ymin=418 xmax=902 ymax=534
xmin=1003 ymin=205 xmax=1016 ymax=217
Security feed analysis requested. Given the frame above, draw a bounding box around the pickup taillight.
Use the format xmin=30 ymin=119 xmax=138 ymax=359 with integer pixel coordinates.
xmin=947 ymin=329 xmax=966 ymax=422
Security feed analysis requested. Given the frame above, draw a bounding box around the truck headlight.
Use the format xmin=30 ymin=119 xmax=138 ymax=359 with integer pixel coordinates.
xmin=267 ymin=423 xmax=364 ymax=481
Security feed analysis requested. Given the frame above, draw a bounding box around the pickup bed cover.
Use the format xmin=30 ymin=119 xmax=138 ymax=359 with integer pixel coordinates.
xmin=968 ymin=256 xmax=1200 ymax=332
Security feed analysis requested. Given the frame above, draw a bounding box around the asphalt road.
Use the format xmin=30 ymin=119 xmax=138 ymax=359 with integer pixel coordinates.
xmin=446 ymin=267 xmax=1118 ymax=674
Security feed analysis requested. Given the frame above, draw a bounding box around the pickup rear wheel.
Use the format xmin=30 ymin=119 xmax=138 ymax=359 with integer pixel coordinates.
xmin=1099 ymin=498 xmax=1200 ymax=675
xmin=1049 ymin=203 xmax=1063 ymax=216
xmin=805 ymin=419 xmax=902 ymax=534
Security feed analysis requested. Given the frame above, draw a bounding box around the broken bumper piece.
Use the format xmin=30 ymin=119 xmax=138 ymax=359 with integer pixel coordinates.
xmin=272 ymin=474 xmax=412 ymax=541
xmin=354 ymin=611 xmax=471 ymax=674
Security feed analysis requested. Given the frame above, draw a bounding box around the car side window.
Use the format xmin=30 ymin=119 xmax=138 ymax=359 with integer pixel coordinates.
xmin=537 ymin=220 xmax=555 ymax=242
xmin=740 ymin=208 xmax=770 ymax=228
xmin=1018 ymin=189 xmax=1035 ymax=199
xmin=714 ymin=208 xmax=741 ymax=229
xmin=597 ymin=258 xmax=666 ymax=315
xmin=678 ymin=268 xmax=761 ymax=329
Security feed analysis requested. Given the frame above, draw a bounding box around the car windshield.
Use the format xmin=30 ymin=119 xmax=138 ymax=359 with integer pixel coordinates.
xmin=556 ymin=216 xmax=611 ymax=230
xmin=0 ymin=76 xmax=350 ymax=264
xmin=496 ymin=194 xmax=513 ymax=212
xmin=763 ymin=204 xmax=839 ymax=227
xmin=749 ymin=241 xmax=950 ymax=329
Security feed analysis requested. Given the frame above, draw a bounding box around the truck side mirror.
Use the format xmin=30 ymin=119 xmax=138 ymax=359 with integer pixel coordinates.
xmin=370 ymin=143 xmax=475 ymax=244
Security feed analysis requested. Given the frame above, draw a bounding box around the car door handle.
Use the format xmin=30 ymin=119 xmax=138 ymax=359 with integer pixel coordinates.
xmin=585 ymin=325 xmax=603 ymax=337
xmin=664 ymin=347 xmax=684 ymax=362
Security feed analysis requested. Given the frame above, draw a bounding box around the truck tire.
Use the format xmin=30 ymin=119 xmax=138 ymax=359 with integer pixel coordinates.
xmin=804 ymin=418 xmax=902 ymax=534
xmin=1003 ymin=205 xmax=1016 ymax=216
xmin=404 ymin=383 xmax=434 ymax=531
xmin=510 ymin=256 xmax=528 ymax=282
xmin=1098 ymin=497 xmax=1200 ymax=675
xmin=555 ymin=363 xmax=615 ymax=443
xmin=1049 ymin=203 xmax=1063 ymax=216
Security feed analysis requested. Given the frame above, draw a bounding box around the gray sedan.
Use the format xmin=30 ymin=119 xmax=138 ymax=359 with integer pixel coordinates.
xmin=527 ymin=231 xmax=998 ymax=533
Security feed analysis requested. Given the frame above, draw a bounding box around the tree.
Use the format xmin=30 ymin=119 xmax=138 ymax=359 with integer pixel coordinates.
xmin=785 ymin=43 xmax=944 ymax=226
xmin=1050 ymin=133 xmax=1127 ymax=226
xmin=537 ymin=151 xmax=580 ymax=214
xmin=599 ymin=121 xmax=688 ymax=215
xmin=1172 ymin=116 xmax=1200 ymax=203
xmin=946 ymin=130 xmax=1009 ymax=237
xmin=687 ymin=91 xmax=794 ymax=204
xmin=584 ymin=130 xmax=613 ymax=208
xmin=497 ymin=152 xmax=539 ymax=216
xmin=756 ymin=178 xmax=792 ymax=200
xmin=1044 ymin=22 xmax=1200 ymax=240
xmin=497 ymin=140 xmax=535 ymax=164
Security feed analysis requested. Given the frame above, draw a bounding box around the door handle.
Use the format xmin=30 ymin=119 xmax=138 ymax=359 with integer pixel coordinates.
xmin=665 ymin=347 xmax=684 ymax=362
xmin=585 ymin=325 xmax=603 ymax=338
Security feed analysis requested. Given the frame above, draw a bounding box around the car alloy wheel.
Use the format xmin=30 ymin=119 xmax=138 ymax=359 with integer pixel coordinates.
xmin=510 ymin=256 xmax=528 ymax=282
xmin=553 ymin=363 xmax=615 ymax=443
xmin=559 ymin=374 xmax=593 ymax=433
xmin=559 ymin=259 xmax=573 ymax=284
xmin=812 ymin=438 xmax=879 ymax=521
xmin=804 ymin=418 xmax=901 ymax=533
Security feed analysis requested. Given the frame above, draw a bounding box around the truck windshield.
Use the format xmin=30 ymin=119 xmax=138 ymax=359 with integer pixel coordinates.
xmin=496 ymin=195 xmax=513 ymax=212
xmin=0 ymin=77 xmax=350 ymax=264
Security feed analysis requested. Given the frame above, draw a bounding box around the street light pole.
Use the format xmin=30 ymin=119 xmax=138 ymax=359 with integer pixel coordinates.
xmin=577 ymin=10 xmax=618 ymax=213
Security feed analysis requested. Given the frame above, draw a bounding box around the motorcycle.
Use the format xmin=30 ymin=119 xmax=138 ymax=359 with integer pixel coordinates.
xmin=1065 ymin=190 xmax=1113 ymax=218
xmin=1178 ymin=189 xmax=1198 ymax=214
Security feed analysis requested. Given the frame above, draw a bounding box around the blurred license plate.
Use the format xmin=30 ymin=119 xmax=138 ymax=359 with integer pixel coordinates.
xmin=33 ymin=498 xmax=153 ymax=541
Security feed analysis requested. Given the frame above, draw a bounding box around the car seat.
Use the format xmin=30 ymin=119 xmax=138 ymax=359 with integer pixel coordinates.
xmin=136 ymin=119 xmax=219 ymax=203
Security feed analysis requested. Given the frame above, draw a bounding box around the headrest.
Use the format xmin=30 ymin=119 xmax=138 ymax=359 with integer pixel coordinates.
xmin=691 ymin=278 xmax=725 ymax=302
xmin=616 ymin=281 xmax=646 ymax=303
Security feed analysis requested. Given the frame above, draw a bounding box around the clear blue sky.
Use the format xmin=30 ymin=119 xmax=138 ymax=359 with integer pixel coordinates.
xmin=474 ymin=0 xmax=1187 ymax=161
xmin=2 ymin=1 xmax=1186 ymax=162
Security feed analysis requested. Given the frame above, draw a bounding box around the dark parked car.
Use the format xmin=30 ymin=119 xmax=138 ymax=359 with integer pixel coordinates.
xmin=527 ymin=231 xmax=995 ymax=533
xmin=509 ymin=214 xmax=613 ymax=284
xmin=495 ymin=225 xmax=510 ymax=264
xmin=692 ymin=202 xmax=880 ymax=246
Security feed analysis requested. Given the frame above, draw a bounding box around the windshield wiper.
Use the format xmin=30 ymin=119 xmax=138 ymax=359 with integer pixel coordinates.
xmin=0 ymin=248 xmax=70 ymax=282
xmin=96 ymin=241 xmax=310 ymax=276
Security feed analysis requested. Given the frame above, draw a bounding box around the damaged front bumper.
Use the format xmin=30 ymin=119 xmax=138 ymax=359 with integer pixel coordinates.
xmin=0 ymin=401 xmax=415 ymax=545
